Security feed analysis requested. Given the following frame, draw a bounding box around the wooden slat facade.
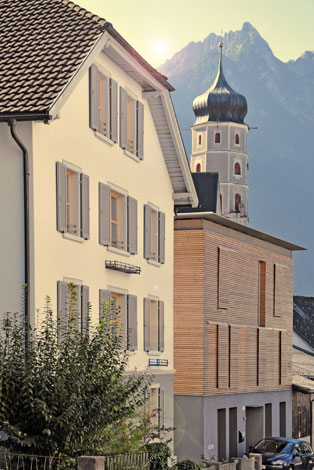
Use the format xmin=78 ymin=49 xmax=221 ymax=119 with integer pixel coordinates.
xmin=174 ymin=219 xmax=293 ymax=396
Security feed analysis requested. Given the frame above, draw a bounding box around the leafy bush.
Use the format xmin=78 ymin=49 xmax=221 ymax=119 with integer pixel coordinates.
xmin=175 ymin=459 xmax=202 ymax=470
xmin=143 ymin=442 xmax=171 ymax=470
xmin=0 ymin=295 xmax=149 ymax=457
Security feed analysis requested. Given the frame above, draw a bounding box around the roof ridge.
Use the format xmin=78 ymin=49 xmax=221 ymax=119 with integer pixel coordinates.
xmin=55 ymin=0 xmax=107 ymax=27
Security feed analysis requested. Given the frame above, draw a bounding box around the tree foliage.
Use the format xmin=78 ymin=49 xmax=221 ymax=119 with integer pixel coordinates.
xmin=0 ymin=295 xmax=149 ymax=457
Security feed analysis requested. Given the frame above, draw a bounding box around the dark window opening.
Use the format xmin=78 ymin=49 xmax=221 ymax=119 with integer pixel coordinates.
xmin=235 ymin=193 xmax=241 ymax=212
xmin=198 ymin=134 xmax=202 ymax=145
xmin=235 ymin=133 xmax=240 ymax=144
xmin=215 ymin=132 xmax=220 ymax=143
xmin=234 ymin=162 xmax=241 ymax=175
xmin=196 ymin=163 xmax=201 ymax=173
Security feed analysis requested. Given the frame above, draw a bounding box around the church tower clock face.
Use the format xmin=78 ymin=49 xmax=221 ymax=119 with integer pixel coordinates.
xmin=190 ymin=42 xmax=249 ymax=226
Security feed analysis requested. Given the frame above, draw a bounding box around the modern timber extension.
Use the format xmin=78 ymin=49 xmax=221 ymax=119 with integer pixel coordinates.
xmin=173 ymin=213 xmax=304 ymax=462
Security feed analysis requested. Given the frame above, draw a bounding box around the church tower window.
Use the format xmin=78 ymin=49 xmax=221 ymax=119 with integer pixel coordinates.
xmin=215 ymin=132 xmax=220 ymax=143
xmin=196 ymin=163 xmax=201 ymax=173
xmin=235 ymin=194 xmax=241 ymax=212
xmin=235 ymin=133 xmax=240 ymax=145
xmin=198 ymin=134 xmax=202 ymax=145
xmin=234 ymin=162 xmax=241 ymax=175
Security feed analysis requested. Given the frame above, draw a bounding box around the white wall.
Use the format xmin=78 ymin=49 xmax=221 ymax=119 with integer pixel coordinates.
xmin=31 ymin=50 xmax=174 ymax=372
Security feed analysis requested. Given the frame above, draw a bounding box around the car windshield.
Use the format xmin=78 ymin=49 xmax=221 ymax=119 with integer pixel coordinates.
xmin=255 ymin=439 xmax=294 ymax=454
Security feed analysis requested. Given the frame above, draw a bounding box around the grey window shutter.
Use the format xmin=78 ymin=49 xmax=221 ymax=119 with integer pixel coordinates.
xmin=57 ymin=281 xmax=67 ymax=343
xmin=89 ymin=64 xmax=99 ymax=132
xmin=81 ymin=285 xmax=89 ymax=336
xmin=144 ymin=204 xmax=152 ymax=259
xmin=158 ymin=211 xmax=165 ymax=264
xmin=127 ymin=196 xmax=138 ymax=255
xmin=80 ymin=173 xmax=90 ymax=240
xmin=110 ymin=79 xmax=118 ymax=143
xmin=120 ymin=87 xmax=127 ymax=149
xmin=144 ymin=298 xmax=151 ymax=352
xmin=158 ymin=301 xmax=164 ymax=352
xmin=99 ymin=289 xmax=111 ymax=322
xmin=136 ymin=101 xmax=144 ymax=160
xmin=100 ymin=74 xmax=109 ymax=137
xmin=56 ymin=162 xmax=67 ymax=233
xmin=118 ymin=295 xmax=127 ymax=350
xmin=127 ymin=295 xmax=137 ymax=351
xmin=99 ymin=183 xmax=111 ymax=246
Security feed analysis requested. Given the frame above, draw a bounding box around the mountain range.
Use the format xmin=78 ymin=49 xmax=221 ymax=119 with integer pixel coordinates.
xmin=159 ymin=22 xmax=314 ymax=295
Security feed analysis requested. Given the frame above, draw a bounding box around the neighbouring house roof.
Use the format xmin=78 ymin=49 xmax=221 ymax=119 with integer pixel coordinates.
xmin=175 ymin=211 xmax=305 ymax=251
xmin=178 ymin=172 xmax=219 ymax=213
xmin=0 ymin=0 xmax=172 ymax=117
xmin=0 ymin=0 xmax=198 ymax=207
xmin=293 ymin=346 xmax=314 ymax=392
xmin=294 ymin=296 xmax=314 ymax=349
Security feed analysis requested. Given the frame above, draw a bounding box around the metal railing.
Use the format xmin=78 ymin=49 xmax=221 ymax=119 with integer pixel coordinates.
xmin=0 ymin=453 xmax=76 ymax=470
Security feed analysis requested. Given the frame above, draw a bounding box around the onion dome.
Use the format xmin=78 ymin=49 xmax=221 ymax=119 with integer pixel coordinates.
xmin=192 ymin=43 xmax=248 ymax=124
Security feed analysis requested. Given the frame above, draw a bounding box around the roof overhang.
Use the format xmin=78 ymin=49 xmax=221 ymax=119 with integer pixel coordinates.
xmin=175 ymin=212 xmax=306 ymax=251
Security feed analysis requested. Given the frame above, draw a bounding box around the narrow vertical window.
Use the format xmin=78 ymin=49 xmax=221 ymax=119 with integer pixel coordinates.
xmin=111 ymin=192 xmax=120 ymax=248
xmin=235 ymin=193 xmax=241 ymax=212
xmin=235 ymin=133 xmax=240 ymax=144
xmin=215 ymin=132 xmax=221 ymax=143
xmin=258 ymin=261 xmax=266 ymax=327
xmin=111 ymin=293 xmax=120 ymax=336
xmin=127 ymin=97 xmax=135 ymax=153
xmin=198 ymin=134 xmax=202 ymax=145
xmin=196 ymin=163 xmax=201 ymax=173
xmin=66 ymin=170 xmax=73 ymax=233
xmin=234 ymin=162 xmax=241 ymax=175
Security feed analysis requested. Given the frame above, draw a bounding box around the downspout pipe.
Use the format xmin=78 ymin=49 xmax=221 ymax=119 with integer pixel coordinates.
xmin=7 ymin=119 xmax=30 ymax=351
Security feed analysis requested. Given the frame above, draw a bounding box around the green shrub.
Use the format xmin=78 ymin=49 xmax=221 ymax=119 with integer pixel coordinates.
xmin=143 ymin=442 xmax=171 ymax=470
xmin=175 ymin=459 xmax=202 ymax=470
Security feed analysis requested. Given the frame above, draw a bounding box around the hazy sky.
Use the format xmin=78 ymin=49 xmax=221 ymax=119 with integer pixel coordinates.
xmin=76 ymin=0 xmax=314 ymax=67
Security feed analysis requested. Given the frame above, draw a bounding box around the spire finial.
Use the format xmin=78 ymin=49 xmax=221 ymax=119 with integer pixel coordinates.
xmin=218 ymin=41 xmax=224 ymax=71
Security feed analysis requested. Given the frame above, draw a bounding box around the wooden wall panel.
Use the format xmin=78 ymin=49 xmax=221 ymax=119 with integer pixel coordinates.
xmin=174 ymin=222 xmax=293 ymax=396
xmin=218 ymin=324 xmax=229 ymax=389
xmin=230 ymin=325 xmax=240 ymax=389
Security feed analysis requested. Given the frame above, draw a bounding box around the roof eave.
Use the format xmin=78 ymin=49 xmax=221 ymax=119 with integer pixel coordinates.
xmin=175 ymin=212 xmax=306 ymax=251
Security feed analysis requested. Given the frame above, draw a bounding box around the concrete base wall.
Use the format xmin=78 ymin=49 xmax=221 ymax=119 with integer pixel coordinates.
xmin=174 ymin=390 xmax=292 ymax=463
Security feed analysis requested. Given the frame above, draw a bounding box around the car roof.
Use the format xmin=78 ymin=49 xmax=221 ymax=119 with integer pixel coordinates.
xmin=265 ymin=437 xmax=307 ymax=444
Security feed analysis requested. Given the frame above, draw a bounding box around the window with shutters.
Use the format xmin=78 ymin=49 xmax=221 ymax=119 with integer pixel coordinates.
xmin=57 ymin=280 xmax=89 ymax=343
xmin=99 ymin=183 xmax=137 ymax=254
xmin=120 ymin=87 xmax=144 ymax=160
xmin=89 ymin=65 xmax=118 ymax=143
xmin=145 ymin=385 xmax=165 ymax=437
xmin=56 ymin=162 xmax=89 ymax=240
xmin=144 ymin=204 xmax=165 ymax=264
xmin=99 ymin=290 xmax=138 ymax=351
xmin=143 ymin=298 xmax=164 ymax=352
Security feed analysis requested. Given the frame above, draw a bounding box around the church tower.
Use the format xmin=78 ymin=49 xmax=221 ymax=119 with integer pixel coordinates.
xmin=190 ymin=43 xmax=249 ymax=225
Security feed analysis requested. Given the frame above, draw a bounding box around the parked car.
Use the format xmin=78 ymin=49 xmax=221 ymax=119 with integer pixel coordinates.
xmin=248 ymin=437 xmax=314 ymax=470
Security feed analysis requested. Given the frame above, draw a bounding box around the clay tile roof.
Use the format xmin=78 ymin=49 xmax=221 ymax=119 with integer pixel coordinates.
xmin=0 ymin=0 xmax=105 ymax=115
xmin=0 ymin=0 xmax=173 ymax=117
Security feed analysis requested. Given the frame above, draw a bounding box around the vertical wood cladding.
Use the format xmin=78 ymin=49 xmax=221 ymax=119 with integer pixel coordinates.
xmin=174 ymin=221 xmax=293 ymax=396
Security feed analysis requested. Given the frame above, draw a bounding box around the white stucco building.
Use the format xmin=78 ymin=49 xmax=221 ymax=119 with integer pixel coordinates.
xmin=0 ymin=0 xmax=198 ymax=438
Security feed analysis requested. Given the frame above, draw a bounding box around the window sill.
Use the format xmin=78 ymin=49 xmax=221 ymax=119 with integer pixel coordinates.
xmin=124 ymin=149 xmax=140 ymax=163
xmin=107 ymin=245 xmax=131 ymax=257
xmin=62 ymin=232 xmax=84 ymax=243
xmin=147 ymin=259 xmax=161 ymax=268
xmin=94 ymin=131 xmax=115 ymax=146
xmin=148 ymin=351 xmax=161 ymax=356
